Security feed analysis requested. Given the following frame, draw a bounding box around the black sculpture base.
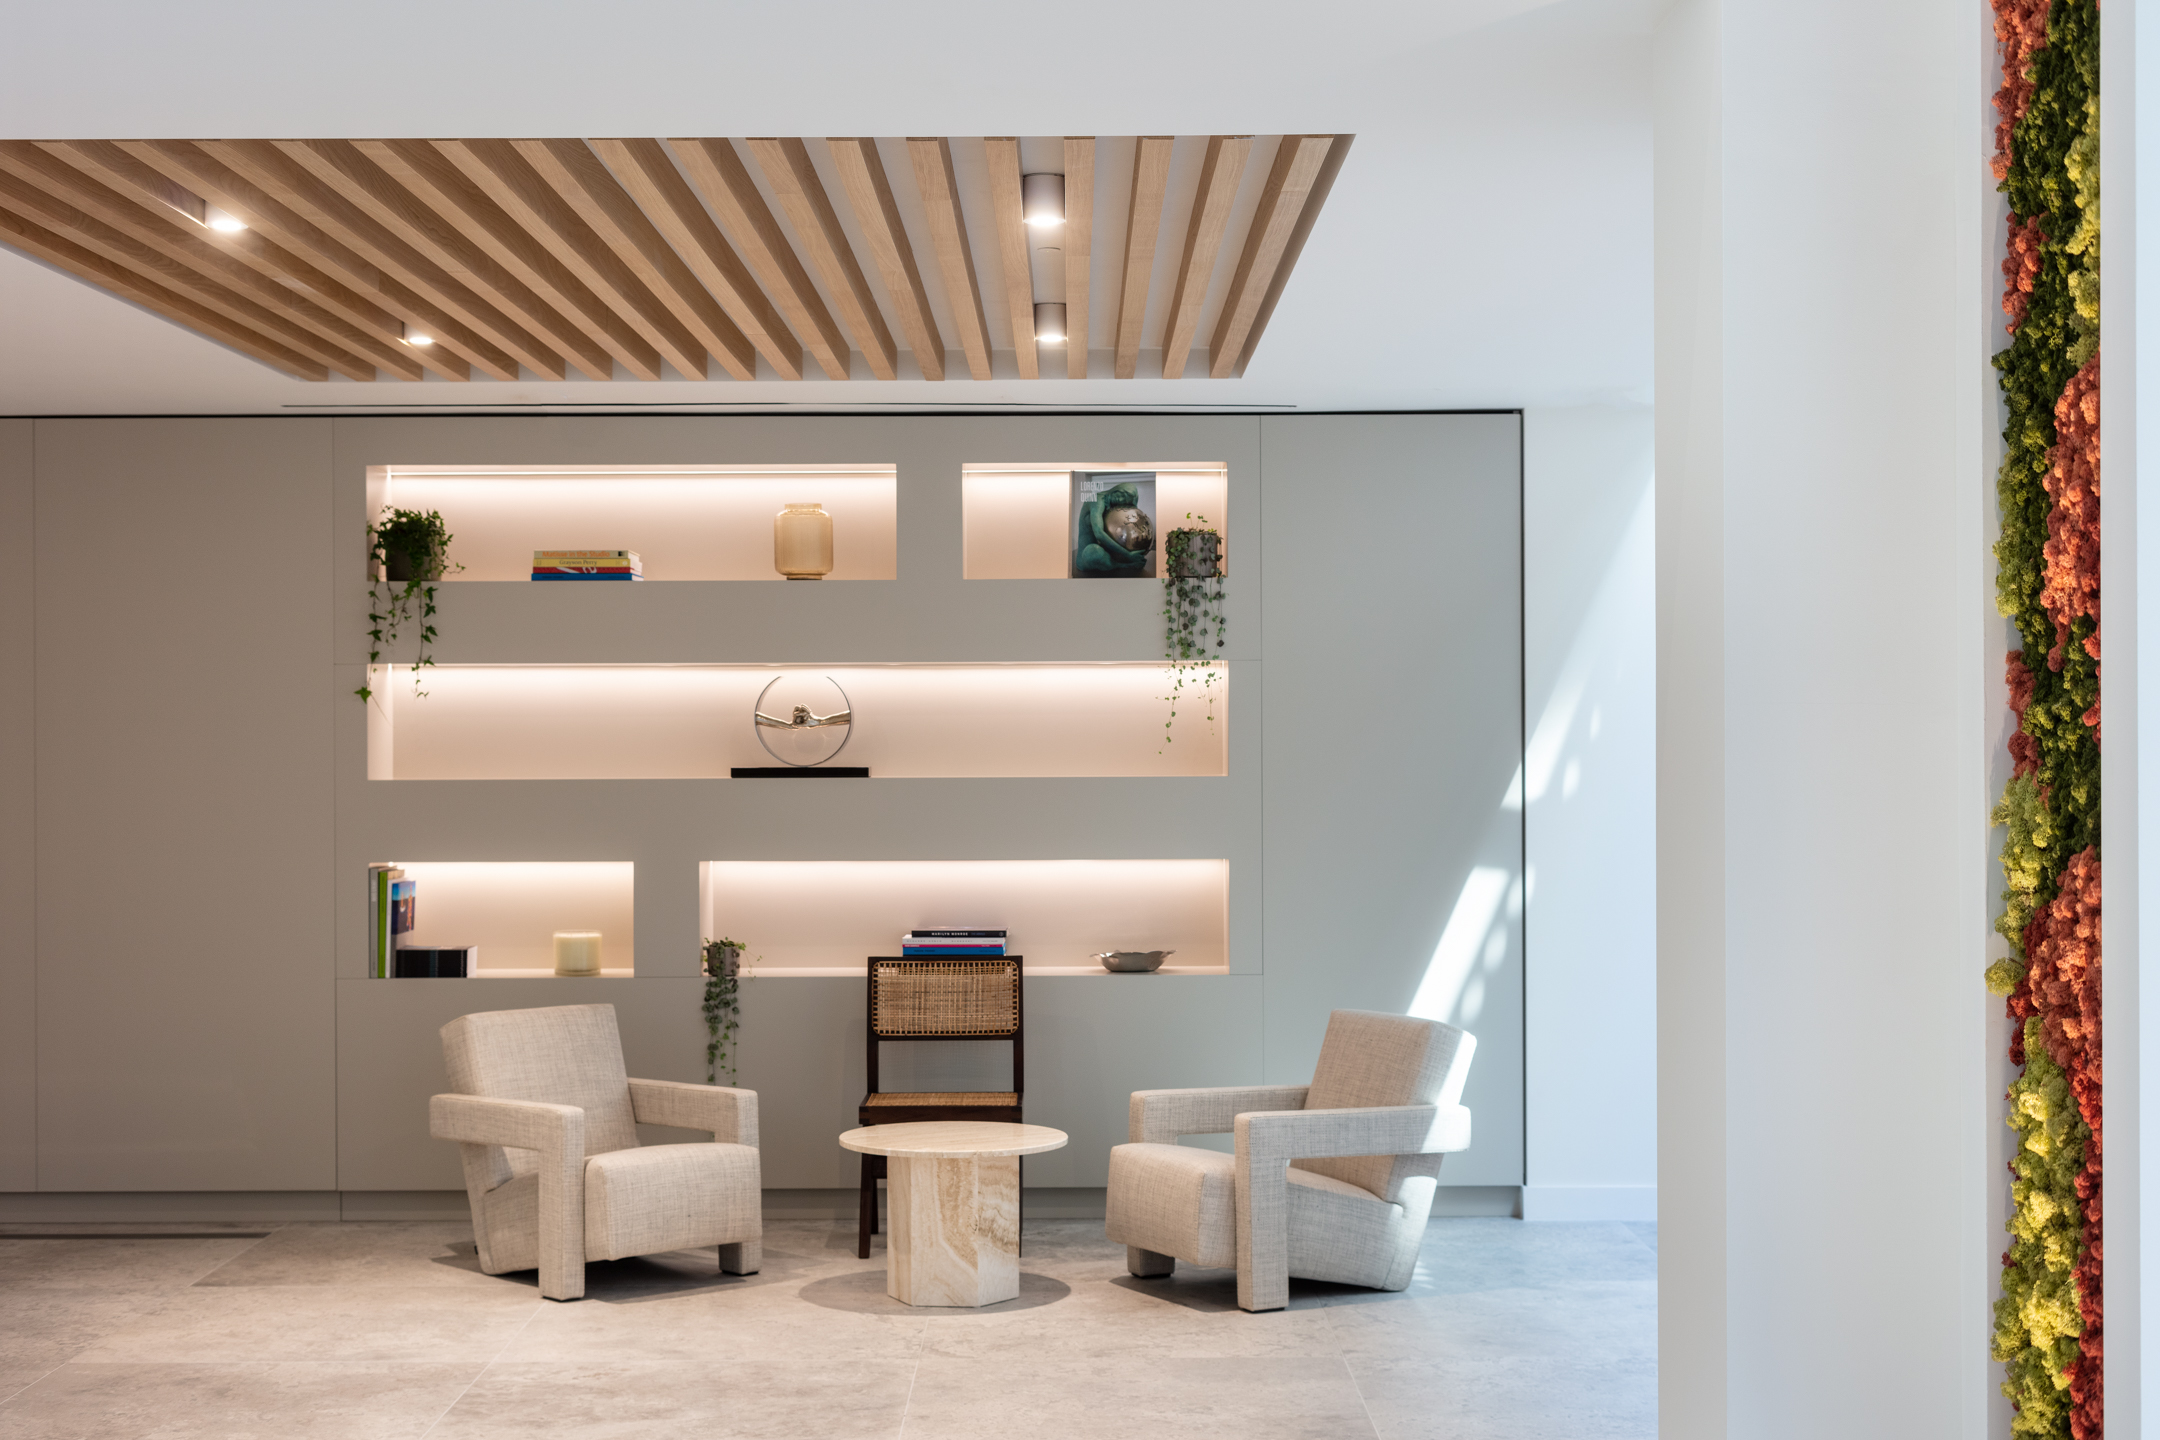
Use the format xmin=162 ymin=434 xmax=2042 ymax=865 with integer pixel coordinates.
xmin=730 ymin=766 xmax=870 ymax=778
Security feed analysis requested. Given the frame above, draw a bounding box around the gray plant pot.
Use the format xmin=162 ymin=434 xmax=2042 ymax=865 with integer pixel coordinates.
xmin=382 ymin=548 xmax=445 ymax=583
xmin=1169 ymin=531 xmax=1222 ymax=579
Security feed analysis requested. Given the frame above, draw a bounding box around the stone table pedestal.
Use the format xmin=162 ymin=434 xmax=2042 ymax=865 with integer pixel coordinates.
xmin=839 ymin=1121 xmax=1070 ymax=1307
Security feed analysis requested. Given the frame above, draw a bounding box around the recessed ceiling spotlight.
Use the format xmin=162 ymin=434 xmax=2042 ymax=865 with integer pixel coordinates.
xmin=204 ymin=206 xmax=247 ymax=233
xmin=1022 ymin=173 xmax=1065 ymax=228
xmin=1033 ymin=302 xmax=1067 ymax=346
xmin=402 ymin=322 xmax=435 ymax=347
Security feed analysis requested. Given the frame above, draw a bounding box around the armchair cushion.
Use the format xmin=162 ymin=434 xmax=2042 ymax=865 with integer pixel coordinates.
xmin=585 ymin=1143 xmax=761 ymax=1261
xmin=1106 ymin=1143 xmax=1238 ymax=1268
xmin=1106 ymin=1142 xmax=1427 ymax=1288
xmin=1294 ymin=1010 xmax=1476 ymax=1198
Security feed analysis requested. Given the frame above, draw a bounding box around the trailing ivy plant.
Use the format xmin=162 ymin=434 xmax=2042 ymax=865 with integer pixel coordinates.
xmin=357 ymin=507 xmax=460 ymax=703
xmin=1161 ymin=514 xmax=1226 ymax=747
xmin=700 ymin=938 xmax=754 ymax=1085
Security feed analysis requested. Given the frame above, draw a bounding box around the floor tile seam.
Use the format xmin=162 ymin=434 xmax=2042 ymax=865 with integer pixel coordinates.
xmin=1337 ymin=1353 xmax=1386 ymax=1439
xmin=178 ymin=1225 xmax=290 ymax=1287
xmin=415 ymin=1300 xmax=548 ymax=1440
xmin=0 ymin=1353 xmax=77 ymax=1408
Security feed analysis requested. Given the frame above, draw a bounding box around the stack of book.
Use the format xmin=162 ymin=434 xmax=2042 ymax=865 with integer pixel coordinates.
xmin=532 ymin=549 xmax=643 ymax=580
xmin=900 ymin=929 xmax=1007 ymax=956
xmin=367 ymin=864 xmax=414 ymax=979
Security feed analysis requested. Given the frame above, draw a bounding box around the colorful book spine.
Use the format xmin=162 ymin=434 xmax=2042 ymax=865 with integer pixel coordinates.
xmin=369 ymin=864 xmax=405 ymax=979
xmin=901 ymin=929 xmax=1007 ymax=956
xmin=530 ymin=571 xmax=644 ymax=580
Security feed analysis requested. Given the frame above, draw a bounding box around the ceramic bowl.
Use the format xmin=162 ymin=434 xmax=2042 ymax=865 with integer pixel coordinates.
xmin=1095 ymin=950 xmax=1173 ymax=973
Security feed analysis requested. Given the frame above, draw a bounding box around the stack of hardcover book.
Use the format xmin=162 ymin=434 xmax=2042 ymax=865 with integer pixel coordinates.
xmin=532 ymin=549 xmax=643 ymax=580
xmin=900 ymin=929 xmax=1006 ymax=956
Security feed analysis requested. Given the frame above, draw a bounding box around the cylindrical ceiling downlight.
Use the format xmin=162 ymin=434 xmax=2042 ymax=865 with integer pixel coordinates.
xmin=1022 ymin=172 xmax=1066 ymax=227
xmin=1033 ymin=303 xmax=1068 ymax=346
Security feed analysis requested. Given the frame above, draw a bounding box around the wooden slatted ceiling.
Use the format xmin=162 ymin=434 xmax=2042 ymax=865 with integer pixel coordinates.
xmin=0 ymin=136 xmax=1345 ymax=381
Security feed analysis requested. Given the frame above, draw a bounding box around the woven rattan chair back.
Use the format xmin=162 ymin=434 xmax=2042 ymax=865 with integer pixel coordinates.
xmin=870 ymin=957 xmax=1020 ymax=1038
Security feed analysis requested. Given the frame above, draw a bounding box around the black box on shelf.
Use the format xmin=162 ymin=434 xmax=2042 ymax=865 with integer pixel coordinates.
xmin=392 ymin=946 xmax=477 ymax=978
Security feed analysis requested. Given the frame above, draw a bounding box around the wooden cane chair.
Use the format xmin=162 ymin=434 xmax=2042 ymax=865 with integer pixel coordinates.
xmin=857 ymin=955 xmax=1024 ymax=1258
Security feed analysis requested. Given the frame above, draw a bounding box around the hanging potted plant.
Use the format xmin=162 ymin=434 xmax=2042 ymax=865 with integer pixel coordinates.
xmin=357 ymin=507 xmax=460 ymax=703
xmin=700 ymin=938 xmax=756 ymax=1085
xmin=1162 ymin=513 xmax=1226 ymax=745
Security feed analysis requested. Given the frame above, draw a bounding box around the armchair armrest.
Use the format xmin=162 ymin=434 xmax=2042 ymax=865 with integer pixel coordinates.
xmin=1128 ymin=1086 xmax=1311 ymax=1144
xmin=1231 ymin=1103 xmax=1472 ymax=1313
xmin=430 ymin=1093 xmax=585 ymax=1154
xmin=1234 ymin=1103 xmax=1471 ymax=1162
xmin=429 ymin=1093 xmax=587 ymax=1302
xmin=627 ymin=1078 xmax=759 ymax=1148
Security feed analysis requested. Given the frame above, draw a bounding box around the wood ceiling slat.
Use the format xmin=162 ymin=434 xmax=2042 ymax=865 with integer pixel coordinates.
xmin=1208 ymin=134 xmax=1335 ymax=379
xmin=1160 ymin=135 xmax=1253 ymax=380
xmin=425 ymin=139 xmax=708 ymax=381
xmin=0 ymin=202 xmax=327 ymax=380
xmin=982 ymin=138 xmax=1037 ymax=381
xmin=827 ymin=138 xmax=945 ymax=381
xmin=25 ymin=141 xmax=431 ymax=382
xmin=0 ymin=156 xmax=377 ymax=381
xmin=1114 ymin=136 xmax=1175 ymax=380
xmin=745 ymin=137 xmax=897 ymax=381
xmin=510 ymin=140 xmax=759 ymax=381
xmin=345 ymin=140 xmax=657 ymax=381
xmin=906 ymin=138 xmax=992 ymax=381
xmin=668 ymin=138 xmax=851 ymax=380
xmin=1063 ymin=138 xmax=1094 ymax=380
xmin=125 ymin=141 xmax=511 ymax=381
xmin=574 ymin=138 xmax=779 ymax=381
xmin=195 ymin=141 xmax=562 ymax=379
xmin=256 ymin=139 xmax=591 ymax=379
xmin=1222 ymin=135 xmax=1351 ymax=380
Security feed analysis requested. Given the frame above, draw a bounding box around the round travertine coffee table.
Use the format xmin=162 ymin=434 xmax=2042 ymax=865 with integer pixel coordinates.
xmin=838 ymin=1121 xmax=1068 ymax=1307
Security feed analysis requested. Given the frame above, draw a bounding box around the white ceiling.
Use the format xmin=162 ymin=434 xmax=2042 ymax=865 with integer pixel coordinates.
xmin=0 ymin=0 xmax=1654 ymax=416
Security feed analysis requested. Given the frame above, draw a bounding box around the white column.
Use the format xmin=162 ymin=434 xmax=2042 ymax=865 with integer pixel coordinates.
xmin=1655 ymin=0 xmax=1991 ymax=1433
xmin=2104 ymin=0 xmax=2157 ymax=1427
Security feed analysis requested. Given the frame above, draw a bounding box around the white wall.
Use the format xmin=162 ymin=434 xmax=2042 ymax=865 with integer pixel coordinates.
xmin=1521 ymin=405 xmax=1657 ymax=1221
xmin=1655 ymin=0 xmax=1993 ymax=1435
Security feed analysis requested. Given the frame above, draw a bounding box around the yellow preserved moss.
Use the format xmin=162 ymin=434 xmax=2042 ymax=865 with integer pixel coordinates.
xmin=1993 ymin=1020 xmax=2088 ymax=1435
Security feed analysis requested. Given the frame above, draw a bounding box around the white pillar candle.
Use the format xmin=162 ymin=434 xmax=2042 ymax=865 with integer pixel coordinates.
xmin=773 ymin=502 xmax=834 ymax=579
xmin=553 ymin=931 xmax=602 ymax=976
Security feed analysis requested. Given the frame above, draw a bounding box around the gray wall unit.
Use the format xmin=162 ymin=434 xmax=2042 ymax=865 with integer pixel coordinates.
xmin=0 ymin=420 xmax=33 ymax=1190
xmin=6 ymin=412 xmax=1522 ymax=1198
xmin=33 ymin=419 xmax=338 ymax=1191
xmin=1259 ymin=414 xmax=1525 ymax=1185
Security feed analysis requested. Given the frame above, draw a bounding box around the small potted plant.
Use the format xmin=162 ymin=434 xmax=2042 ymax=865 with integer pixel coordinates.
xmin=701 ymin=938 xmax=755 ymax=1085
xmin=1162 ymin=513 xmax=1226 ymax=744
xmin=357 ymin=507 xmax=460 ymax=703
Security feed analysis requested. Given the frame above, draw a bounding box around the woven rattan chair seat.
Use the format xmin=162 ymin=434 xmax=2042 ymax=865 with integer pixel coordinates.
xmin=863 ymin=1091 xmax=1019 ymax=1107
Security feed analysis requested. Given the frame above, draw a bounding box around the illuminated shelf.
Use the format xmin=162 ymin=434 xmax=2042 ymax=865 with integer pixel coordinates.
xmin=371 ymin=861 xmax=635 ymax=977
xmin=368 ymin=464 xmax=896 ymax=581
xmin=962 ymin=462 xmax=1228 ymax=580
xmin=702 ymin=859 xmax=1230 ymax=975
xmin=367 ymin=664 xmax=1228 ymax=780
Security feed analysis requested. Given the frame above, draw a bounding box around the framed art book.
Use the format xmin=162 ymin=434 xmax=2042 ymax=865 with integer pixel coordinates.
xmin=1069 ymin=472 xmax=1157 ymax=578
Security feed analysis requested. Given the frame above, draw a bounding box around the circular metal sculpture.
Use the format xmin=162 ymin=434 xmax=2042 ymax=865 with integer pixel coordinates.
xmin=753 ymin=674 xmax=854 ymax=767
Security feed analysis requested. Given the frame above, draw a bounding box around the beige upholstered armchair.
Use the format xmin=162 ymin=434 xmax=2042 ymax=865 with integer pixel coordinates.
xmin=430 ymin=1003 xmax=761 ymax=1301
xmin=1105 ymin=1009 xmax=1474 ymax=1312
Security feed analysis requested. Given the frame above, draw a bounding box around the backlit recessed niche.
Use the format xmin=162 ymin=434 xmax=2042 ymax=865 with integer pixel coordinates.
xmin=368 ymin=465 xmax=896 ymax=581
xmin=702 ymin=859 xmax=1228 ymax=975
xmin=961 ymin=462 xmax=1228 ymax=579
xmin=367 ymin=664 xmax=1227 ymax=780
xmin=370 ymin=862 xmax=635 ymax=976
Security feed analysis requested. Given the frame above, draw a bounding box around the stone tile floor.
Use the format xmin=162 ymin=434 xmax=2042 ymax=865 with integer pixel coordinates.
xmin=0 ymin=1216 xmax=1655 ymax=1438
